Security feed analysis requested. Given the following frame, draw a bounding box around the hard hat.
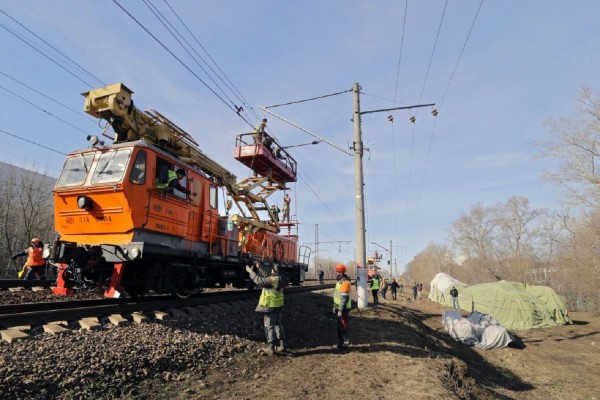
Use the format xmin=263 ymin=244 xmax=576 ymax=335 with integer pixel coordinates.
xmin=31 ymin=238 xmax=40 ymax=244
xmin=335 ymin=264 xmax=346 ymax=273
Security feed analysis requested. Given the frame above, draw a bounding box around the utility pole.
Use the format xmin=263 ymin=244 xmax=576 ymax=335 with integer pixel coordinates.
xmin=389 ymin=239 xmax=393 ymax=278
xmin=314 ymin=224 xmax=319 ymax=277
xmin=353 ymin=83 xmax=368 ymax=309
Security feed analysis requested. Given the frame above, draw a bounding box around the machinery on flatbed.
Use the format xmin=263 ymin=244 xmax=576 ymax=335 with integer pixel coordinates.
xmin=50 ymin=83 xmax=309 ymax=298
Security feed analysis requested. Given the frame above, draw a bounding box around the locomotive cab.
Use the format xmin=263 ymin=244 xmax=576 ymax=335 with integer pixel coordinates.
xmin=50 ymin=83 xmax=308 ymax=299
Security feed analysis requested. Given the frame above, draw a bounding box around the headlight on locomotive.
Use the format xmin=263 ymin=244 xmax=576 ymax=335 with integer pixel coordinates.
xmin=77 ymin=195 xmax=93 ymax=210
xmin=130 ymin=246 xmax=141 ymax=259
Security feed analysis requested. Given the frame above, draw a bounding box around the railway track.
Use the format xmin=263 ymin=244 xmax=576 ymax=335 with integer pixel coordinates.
xmin=0 ymin=279 xmax=54 ymax=289
xmin=0 ymin=284 xmax=335 ymax=341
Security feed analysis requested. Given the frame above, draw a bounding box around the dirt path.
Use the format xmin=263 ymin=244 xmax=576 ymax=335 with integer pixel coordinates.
xmin=148 ymin=289 xmax=599 ymax=400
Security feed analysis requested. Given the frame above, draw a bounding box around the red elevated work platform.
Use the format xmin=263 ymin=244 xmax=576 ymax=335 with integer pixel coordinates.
xmin=234 ymin=133 xmax=297 ymax=184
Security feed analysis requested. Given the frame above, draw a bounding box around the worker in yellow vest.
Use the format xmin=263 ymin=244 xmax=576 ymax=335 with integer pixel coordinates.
xmin=246 ymin=261 xmax=286 ymax=355
xmin=370 ymin=273 xmax=381 ymax=305
xmin=333 ymin=264 xmax=352 ymax=351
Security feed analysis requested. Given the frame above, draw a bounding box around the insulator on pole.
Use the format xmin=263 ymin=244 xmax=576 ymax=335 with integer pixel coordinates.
xmin=387 ymin=114 xmax=394 ymax=122
xmin=431 ymin=109 xmax=439 ymax=117
xmin=409 ymin=115 xmax=416 ymax=124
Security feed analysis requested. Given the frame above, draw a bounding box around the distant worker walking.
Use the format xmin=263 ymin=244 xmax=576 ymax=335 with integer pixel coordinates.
xmin=450 ymin=286 xmax=460 ymax=311
xmin=380 ymin=278 xmax=388 ymax=300
xmin=12 ymin=238 xmax=46 ymax=280
xmin=318 ymin=269 xmax=324 ymax=284
xmin=370 ymin=274 xmax=381 ymax=305
xmin=390 ymin=279 xmax=399 ymax=300
xmin=246 ymin=261 xmax=286 ymax=355
xmin=332 ymin=264 xmax=352 ymax=351
xmin=282 ymin=193 xmax=291 ymax=222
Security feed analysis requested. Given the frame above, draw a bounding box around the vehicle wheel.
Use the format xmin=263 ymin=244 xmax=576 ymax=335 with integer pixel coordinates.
xmin=171 ymin=271 xmax=195 ymax=299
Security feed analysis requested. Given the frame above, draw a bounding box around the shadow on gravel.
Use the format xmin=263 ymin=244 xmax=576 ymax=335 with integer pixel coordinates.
xmin=168 ymin=293 xmax=533 ymax=400
xmin=187 ymin=291 xmax=535 ymax=398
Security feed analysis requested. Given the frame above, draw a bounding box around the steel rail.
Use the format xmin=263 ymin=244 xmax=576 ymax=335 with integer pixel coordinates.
xmin=0 ymin=279 xmax=54 ymax=289
xmin=0 ymin=284 xmax=335 ymax=329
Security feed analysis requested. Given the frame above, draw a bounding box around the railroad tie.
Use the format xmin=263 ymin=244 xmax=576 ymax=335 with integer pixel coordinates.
xmin=1 ymin=329 xmax=29 ymax=343
xmin=43 ymin=322 xmax=68 ymax=335
xmin=79 ymin=317 xmax=101 ymax=331
xmin=31 ymin=286 xmax=45 ymax=292
xmin=108 ymin=314 xmax=129 ymax=326
xmin=153 ymin=311 xmax=171 ymax=321
xmin=131 ymin=312 xmax=149 ymax=324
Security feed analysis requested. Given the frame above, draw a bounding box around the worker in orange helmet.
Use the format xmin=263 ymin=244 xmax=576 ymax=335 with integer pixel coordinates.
xmin=332 ymin=263 xmax=352 ymax=351
xmin=12 ymin=238 xmax=46 ymax=280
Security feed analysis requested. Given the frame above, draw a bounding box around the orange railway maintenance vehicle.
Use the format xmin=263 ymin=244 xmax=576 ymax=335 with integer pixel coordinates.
xmin=49 ymin=83 xmax=309 ymax=298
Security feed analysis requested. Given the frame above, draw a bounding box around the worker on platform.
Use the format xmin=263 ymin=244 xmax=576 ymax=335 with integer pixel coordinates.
xmin=254 ymin=118 xmax=267 ymax=144
xmin=270 ymin=203 xmax=281 ymax=223
xmin=333 ymin=263 xmax=352 ymax=351
xmin=246 ymin=261 xmax=286 ymax=355
xmin=282 ymin=193 xmax=291 ymax=222
xmin=156 ymin=168 xmax=197 ymax=198
xmin=12 ymin=238 xmax=46 ymax=280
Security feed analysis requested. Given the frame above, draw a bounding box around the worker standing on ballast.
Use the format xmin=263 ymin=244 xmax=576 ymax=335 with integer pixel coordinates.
xmin=332 ymin=263 xmax=352 ymax=351
xmin=246 ymin=261 xmax=287 ymax=355
xmin=12 ymin=238 xmax=46 ymax=280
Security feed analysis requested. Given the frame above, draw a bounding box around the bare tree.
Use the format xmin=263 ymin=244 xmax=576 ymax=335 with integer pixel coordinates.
xmin=494 ymin=196 xmax=543 ymax=281
xmin=450 ymin=203 xmax=502 ymax=280
xmin=538 ymin=86 xmax=600 ymax=208
xmin=0 ymin=163 xmax=54 ymax=277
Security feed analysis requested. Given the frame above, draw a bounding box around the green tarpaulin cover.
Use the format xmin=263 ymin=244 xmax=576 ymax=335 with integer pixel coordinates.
xmin=429 ymin=273 xmax=571 ymax=330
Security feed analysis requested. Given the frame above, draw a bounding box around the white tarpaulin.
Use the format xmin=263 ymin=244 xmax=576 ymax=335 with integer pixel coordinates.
xmin=442 ymin=310 xmax=513 ymax=349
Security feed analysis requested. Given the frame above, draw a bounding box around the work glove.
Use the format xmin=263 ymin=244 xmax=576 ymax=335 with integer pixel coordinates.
xmin=245 ymin=265 xmax=253 ymax=274
xmin=332 ymin=306 xmax=337 ymax=315
xmin=337 ymin=310 xmax=343 ymax=318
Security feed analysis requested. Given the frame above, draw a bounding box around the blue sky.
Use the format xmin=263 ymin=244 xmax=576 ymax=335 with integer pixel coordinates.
xmin=2 ymin=1 xmax=600 ymax=273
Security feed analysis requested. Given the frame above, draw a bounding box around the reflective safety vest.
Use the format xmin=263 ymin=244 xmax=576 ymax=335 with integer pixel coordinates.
xmin=156 ymin=170 xmax=178 ymax=190
xmin=333 ymin=277 xmax=352 ymax=309
xmin=371 ymin=277 xmax=380 ymax=290
xmin=258 ymin=275 xmax=284 ymax=308
xmin=26 ymin=247 xmax=45 ymax=267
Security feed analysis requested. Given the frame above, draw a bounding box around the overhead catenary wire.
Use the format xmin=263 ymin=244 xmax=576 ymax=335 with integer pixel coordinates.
xmin=0 ymin=128 xmax=66 ymax=156
xmin=264 ymin=89 xmax=352 ymax=109
xmin=142 ymin=0 xmax=241 ymax=115
xmin=0 ymin=71 xmax=95 ymax=122
xmin=407 ymin=0 xmax=484 ymax=237
xmin=162 ymin=0 xmax=261 ymax=122
xmin=0 ymin=8 xmax=106 ymax=87
xmin=0 ymin=84 xmax=89 ymax=134
xmin=0 ymin=22 xmax=95 ymax=89
xmin=257 ymin=106 xmax=352 ymax=156
xmin=112 ymin=0 xmax=255 ymax=130
xmin=439 ymin=0 xmax=484 ymax=107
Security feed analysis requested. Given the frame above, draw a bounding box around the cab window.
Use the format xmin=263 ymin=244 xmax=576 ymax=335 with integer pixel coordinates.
xmin=91 ymin=149 xmax=131 ymax=184
xmin=155 ymin=157 xmax=187 ymax=200
xmin=129 ymin=151 xmax=147 ymax=185
xmin=209 ymin=185 xmax=217 ymax=209
xmin=56 ymin=153 xmax=95 ymax=187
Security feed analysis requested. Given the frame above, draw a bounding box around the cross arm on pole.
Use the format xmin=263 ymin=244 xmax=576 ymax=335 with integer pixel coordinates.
xmin=360 ymin=103 xmax=435 ymax=116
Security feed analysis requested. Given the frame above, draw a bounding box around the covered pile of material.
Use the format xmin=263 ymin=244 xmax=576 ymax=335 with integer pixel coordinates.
xmin=442 ymin=310 xmax=513 ymax=349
